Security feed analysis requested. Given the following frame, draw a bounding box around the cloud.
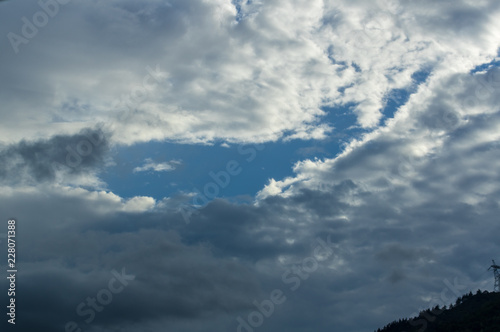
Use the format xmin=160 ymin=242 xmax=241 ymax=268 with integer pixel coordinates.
xmin=1 ymin=159 xmax=498 ymax=331
xmin=1 ymin=64 xmax=500 ymax=328
xmin=1 ymin=1 xmax=500 ymax=332
xmin=133 ymin=158 xmax=181 ymax=173
xmin=257 ymin=66 xmax=500 ymax=201
xmin=0 ymin=185 xmax=263 ymax=331
xmin=1 ymin=0 xmax=498 ymax=146
xmin=0 ymin=127 xmax=109 ymax=186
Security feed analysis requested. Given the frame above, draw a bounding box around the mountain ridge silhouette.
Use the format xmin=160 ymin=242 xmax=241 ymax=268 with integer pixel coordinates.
xmin=375 ymin=290 xmax=500 ymax=332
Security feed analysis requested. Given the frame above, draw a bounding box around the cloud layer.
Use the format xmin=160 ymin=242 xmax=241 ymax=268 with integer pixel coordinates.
xmin=1 ymin=0 xmax=499 ymax=146
xmin=1 ymin=1 xmax=500 ymax=332
xmin=0 ymin=128 xmax=109 ymax=186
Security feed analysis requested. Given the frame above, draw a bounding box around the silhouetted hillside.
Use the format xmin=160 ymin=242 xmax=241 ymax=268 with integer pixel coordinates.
xmin=376 ymin=290 xmax=500 ymax=332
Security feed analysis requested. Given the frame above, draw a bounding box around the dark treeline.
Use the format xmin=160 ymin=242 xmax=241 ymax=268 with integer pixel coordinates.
xmin=376 ymin=290 xmax=500 ymax=332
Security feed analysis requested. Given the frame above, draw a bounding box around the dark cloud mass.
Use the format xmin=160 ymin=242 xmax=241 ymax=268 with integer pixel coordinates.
xmin=0 ymin=128 xmax=109 ymax=184
xmin=1 ymin=159 xmax=499 ymax=331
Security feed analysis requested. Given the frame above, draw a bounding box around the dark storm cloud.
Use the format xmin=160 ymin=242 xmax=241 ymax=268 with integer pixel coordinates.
xmin=376 ymin=244 xmax=435 ymax=265
xmin=1 ymin=160 xmax=500 ymax=332
xmin=0 ymin=196 xmax=263 ymax=332
xmin=0 ymin=127 xmax=109 ymax=184
xmin=0 ymin=183 xmax=364 ymax=331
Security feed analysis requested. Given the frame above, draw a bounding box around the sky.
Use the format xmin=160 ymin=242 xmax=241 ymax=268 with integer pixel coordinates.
xmin=1 ymin=0 xmax=500 ymax=331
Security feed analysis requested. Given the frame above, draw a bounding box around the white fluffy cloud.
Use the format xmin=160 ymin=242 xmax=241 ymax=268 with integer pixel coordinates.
xmin=133 ymin=158 xmax=181 ymax=173
xmin=1 ymin=0 xmax=499 ymax=146
xmin=257 ymin=65 xmax=500 ymax=211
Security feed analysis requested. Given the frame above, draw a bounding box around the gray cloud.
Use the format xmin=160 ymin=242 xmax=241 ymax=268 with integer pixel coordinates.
xmin=0 ymin=127 xmax=109 ymax=185
xmin=2 ymin=0 xmax=499 ymax=145
xmin=1 ymin=1 xmax=500 ymax=332
xmin=0 ymin=191 xmax=263 ymax=331
xmin=2 ymin=165 xmax=499 ymax=331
